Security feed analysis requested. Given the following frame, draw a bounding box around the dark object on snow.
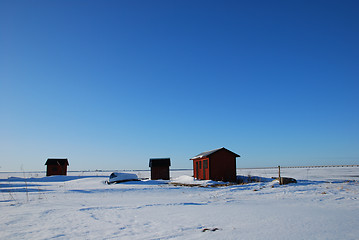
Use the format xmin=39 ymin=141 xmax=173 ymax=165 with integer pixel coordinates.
xmin=279 ymin=177 xmax=297 ymax=185
xmin=202 ymin=228 xmax=220 ymax=232
xmin=190 ymin=147 xmax=240 ymax=182
xmin=149 ymin=158 xmax=171 ymax=180
xmin=45 ymin=158 xmax=69 ymax=176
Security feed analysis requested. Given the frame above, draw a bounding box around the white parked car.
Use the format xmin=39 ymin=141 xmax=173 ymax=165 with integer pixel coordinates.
xmin=107 ymin=172 xmax=139 ymax=184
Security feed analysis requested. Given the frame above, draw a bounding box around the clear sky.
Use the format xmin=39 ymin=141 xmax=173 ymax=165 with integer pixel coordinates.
xmin=1 ymin=0 xmax=358 ymax=171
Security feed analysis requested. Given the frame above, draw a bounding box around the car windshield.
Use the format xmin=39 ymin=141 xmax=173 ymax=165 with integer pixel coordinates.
xmin=109 ymin=173 xmax=117 ymax=179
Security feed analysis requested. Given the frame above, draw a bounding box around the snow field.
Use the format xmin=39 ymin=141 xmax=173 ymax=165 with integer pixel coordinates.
xmin=1 ymin=167 xmax=359 ymax=239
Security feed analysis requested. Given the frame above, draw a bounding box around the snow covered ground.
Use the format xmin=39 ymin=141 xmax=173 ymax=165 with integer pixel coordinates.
xmin=1 ymin=167 xmax=358 ymax=240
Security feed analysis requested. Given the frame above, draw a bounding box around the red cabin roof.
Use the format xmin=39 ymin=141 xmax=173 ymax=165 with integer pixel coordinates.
xmin=190 ymin=147 xmax=240 ymax=160
xmin=45 ymin=158 xmax=69 ymax=166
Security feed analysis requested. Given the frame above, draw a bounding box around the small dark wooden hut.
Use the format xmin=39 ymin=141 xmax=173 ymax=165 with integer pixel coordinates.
xmin=149 ymin=158 xmax=171 ymax=180
xmin=45 ymin=158 xmax=69 ymax=176
xmin=190 ymin=147 xmax=240 ymax=182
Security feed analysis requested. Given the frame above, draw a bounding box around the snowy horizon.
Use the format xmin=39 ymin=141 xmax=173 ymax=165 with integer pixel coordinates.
xmin=1 ymin=167 xmax=358 ymax=239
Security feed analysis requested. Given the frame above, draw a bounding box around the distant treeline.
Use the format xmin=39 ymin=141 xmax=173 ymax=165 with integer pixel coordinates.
xmin=239 ymin=165 xmax=359 ymax=169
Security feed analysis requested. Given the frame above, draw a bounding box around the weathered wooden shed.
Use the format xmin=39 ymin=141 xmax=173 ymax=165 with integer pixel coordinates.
xmin=149 ymin=158 xmax=171 ymax=180
xmin=190 ymin=147 xmax=240 ymax=182
xmin=45 ymin=158 xmax=69 ymax=176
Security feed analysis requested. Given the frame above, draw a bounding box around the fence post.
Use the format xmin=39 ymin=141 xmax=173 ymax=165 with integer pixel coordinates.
xmin=278 ymin=165 xmax=282 ymax=185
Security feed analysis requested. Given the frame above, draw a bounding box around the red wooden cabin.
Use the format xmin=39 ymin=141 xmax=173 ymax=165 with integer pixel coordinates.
xmin=45 ymin=158 xmax=69 ymax=176
xmin=190 ymin=147 xmax=240 ymax=182
xmin=149 ymin=158 xmax=171 ymax=180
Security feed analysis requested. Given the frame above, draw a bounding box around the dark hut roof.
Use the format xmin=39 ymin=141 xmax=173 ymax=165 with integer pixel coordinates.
xmin=45 ymin=158 xmax=69 ymax=166
xmin=190 ymin=147 xmax=240 ymax=160
xmin=149 ymin=158 xmax=171 ymax=167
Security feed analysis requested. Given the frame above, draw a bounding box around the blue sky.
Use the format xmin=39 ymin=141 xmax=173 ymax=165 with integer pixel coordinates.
xmin=1 ymin=0 xmax=358 ymax=171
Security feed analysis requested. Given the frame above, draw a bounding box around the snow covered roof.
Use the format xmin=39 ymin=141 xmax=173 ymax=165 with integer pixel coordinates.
xmin=190 ymin=147 xmax=240 ymax=160
xmin=108 ymin=172 xmax=138 ymax=184
xmin=45 ymin=159 xmax=69 ymax=166
xmin=149 ymin=158 xmax=171 ymax=167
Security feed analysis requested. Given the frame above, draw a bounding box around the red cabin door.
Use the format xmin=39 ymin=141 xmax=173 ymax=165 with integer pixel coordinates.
xmin=196 ymin=160 xmax=203 ymax=180
xmin=203 ymin=160 xmax=209 ymax=179
xmin=195 ymin=160 xmax=209 ymax=180
xmin=194 ymin=161 xmax=199 ymax=179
